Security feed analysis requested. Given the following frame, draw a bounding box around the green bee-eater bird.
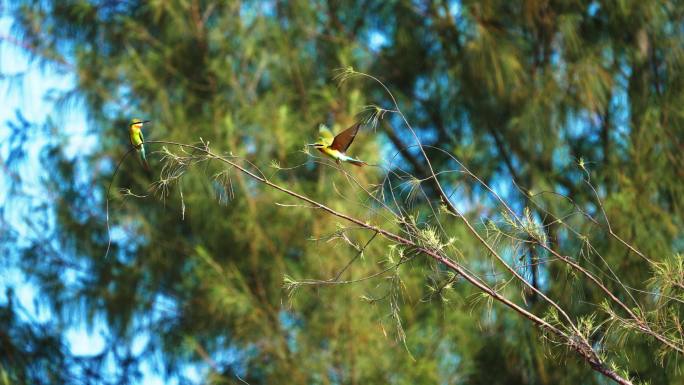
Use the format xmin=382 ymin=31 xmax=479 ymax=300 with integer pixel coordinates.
xmin=308 ymin=123 xmax=367 ymax=166
xmin=129 ymin=118 xmax=151 ymax=171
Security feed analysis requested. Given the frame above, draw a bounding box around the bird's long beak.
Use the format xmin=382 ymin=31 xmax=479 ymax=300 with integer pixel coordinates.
xmin=142 ymin=120 xmax=151 ymax=124
xmin=306 ymin=143 xmax=317 ymax=147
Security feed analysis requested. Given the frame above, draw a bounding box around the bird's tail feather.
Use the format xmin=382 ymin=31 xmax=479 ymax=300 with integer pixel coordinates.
xmin=139 ymin=148 xmax=151 ymax=171
xmin=347 ymin=158 xmax=367 ymax=167
xmin=141 ymin=157 xmax=151 ymax=171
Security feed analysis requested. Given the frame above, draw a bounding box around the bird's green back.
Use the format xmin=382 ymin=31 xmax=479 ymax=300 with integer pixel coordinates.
xmin=129 ymin=120 xmax=144 ymax=147
xmin=317 ymin=124 xmax=335 ymax=146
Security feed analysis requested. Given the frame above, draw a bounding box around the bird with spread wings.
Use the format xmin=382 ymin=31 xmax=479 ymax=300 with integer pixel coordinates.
xmin=308 ymin=123 xmax=367 ymax=166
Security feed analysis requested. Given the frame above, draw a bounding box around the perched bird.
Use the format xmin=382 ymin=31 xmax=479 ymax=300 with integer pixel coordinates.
xmin=308 ymin=123 xmax=367 ymax=166
xmin=128 ymin=118 xmax=151 ymax=171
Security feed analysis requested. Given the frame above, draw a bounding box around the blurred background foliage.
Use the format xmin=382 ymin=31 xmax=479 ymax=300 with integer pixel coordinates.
xmin=1 ymin=0 xmax=683 ymax=384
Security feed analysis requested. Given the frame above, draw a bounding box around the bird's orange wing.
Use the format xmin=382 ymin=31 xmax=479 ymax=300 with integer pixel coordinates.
xmin=330 ymin=123 xmax=362 ymax=152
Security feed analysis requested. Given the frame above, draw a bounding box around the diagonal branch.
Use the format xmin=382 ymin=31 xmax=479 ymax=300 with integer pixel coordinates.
xmin=140 ymin=139 xmax=633 ymax=385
